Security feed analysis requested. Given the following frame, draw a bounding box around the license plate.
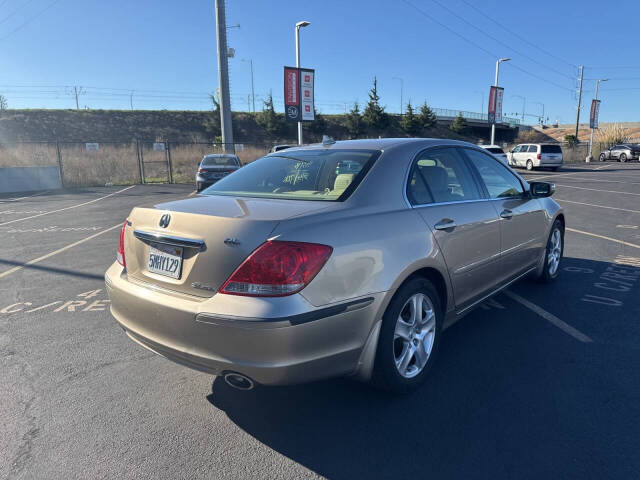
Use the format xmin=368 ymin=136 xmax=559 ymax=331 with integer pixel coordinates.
xmin=148 ymin=243 xmax=183 ymax=279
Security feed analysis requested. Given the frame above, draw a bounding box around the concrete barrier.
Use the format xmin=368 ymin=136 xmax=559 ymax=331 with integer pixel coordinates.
xmin=0 ymin=166 xmax=62 ymax=193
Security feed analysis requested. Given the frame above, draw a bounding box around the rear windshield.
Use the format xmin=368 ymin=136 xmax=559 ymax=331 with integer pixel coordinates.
xmin=541 ymin=145 xmax=562 ymax=153
xmin=486 ymin=147 xmax=504 ymax=154
xmin=202 ymin=155 xmax=239 ymax=166
xmin=203 ymin=149 xmax=380 ymax=201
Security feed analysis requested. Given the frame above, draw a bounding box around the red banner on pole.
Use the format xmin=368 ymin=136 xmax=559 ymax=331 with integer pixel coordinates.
xmin=284 ymin=66 xmax=300 ymax=122
xmin=590 ymin=99 xmax=601 ymax=129
xmin=488 ymin=86 xmax=504 ymax=125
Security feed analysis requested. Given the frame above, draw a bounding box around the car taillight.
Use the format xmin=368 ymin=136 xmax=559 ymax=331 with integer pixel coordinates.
xmin=117 ymin=220 xmax=127 ymax=267
xmin=537 ymin=154 xmax=541 ymax=159
xmin=220 ymin=241 xmax=333 ymax=297
xmin=198 ymin=168 xmax=206 ymax=173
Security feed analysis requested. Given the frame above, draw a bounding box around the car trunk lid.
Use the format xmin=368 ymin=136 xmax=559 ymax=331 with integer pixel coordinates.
xmin=123 ymin=195 xmax=334 ymax=297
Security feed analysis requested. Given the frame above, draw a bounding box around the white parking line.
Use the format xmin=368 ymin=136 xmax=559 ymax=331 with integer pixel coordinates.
xmin=554 ymin=184 xmax=640 ymax=196
xmin=2 ymin=190 xmax=50 ymax=202
xmin=566 ymin=227 xmax=640 ymax=250
xmin=554 ymin=176 xmax=640 ymax=186
xmin=504 ymin=290 xmax=593 ymax=343
xmin=0 ymin=185 xmax=135 ymax=226
xmin=555 ymin=198 xmax=640 ymax=215
xmin=521 ymin=163 xmax=613 ymax=181
xmin=0 ymin=223 xmax=122 ymax=279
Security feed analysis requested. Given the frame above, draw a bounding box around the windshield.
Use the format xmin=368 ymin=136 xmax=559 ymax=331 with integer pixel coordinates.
xmin=201 ymin=156 xmax=239 ymax=167
xmin=202 ymin=149 xmax=379 ymax=201
xmin=541 ymin=145 xmax=562 ymax=153
xmin=486 ymin=147 xmax=504 ymax=154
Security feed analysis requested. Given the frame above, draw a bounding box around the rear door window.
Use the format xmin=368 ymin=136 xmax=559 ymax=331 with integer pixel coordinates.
xmin=407 ymin=148 xmax=482 ymax=205
xmin=527 ymin=145 xmax=538 ymax=153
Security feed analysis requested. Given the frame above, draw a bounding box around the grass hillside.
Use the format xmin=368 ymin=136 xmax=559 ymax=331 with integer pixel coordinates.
xmin=532 ymin=123 xmax=640 ymax=143
xmin=0 ymin=109 xmax=478 ymax=145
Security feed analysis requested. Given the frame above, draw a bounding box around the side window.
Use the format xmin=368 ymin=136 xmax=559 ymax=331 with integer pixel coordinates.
xmin=463 ymin=148 xmax=525 ymax=199
xmin=512 ymin=145 xmax=522 ymax=153
xmin=407 ymin=148 xmax=481 ymax=205
xmin=530 ymin=145 xmax=539 ymax=153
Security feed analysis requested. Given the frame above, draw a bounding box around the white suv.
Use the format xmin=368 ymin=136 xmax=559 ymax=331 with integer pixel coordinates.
xmin=508 ymin=144 xmax=563 ymax=171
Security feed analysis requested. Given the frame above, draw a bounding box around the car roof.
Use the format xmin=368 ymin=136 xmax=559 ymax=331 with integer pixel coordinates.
xmin=275 ymin=137 xmax=478 ymax=153
xmin=203 ymin=153 xmax=238 ymax=158
xmin=479 ymin=144 xmax=503 ymax=149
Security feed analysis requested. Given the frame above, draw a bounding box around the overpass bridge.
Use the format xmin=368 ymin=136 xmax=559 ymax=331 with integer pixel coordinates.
xmin=433 ymin=108 xmax=521 ymax=143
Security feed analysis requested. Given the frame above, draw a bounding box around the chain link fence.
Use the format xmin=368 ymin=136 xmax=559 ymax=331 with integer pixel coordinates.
xmin=0 ymin=141 xmax=270 ymax=188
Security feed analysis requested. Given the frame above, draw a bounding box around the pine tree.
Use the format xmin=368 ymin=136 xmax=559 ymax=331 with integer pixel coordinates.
xmin=401 ymin=101 xmax=421 ymax=136
xmin=362 ymin=77 xmax=388 ymax=132
xmin=418 ymin=101 xmax=437 ymax=129
xmin=257 ymin=91 xmax=282 ymax=137
xmin=450 ymin=112 xmax=469 ymax=134
xmin=203 ymin=92 xmax=221 ymax=139
xmin=344 ymin=101 xmax=363 ymax=138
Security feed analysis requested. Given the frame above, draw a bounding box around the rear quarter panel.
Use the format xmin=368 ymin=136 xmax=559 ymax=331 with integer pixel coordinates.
xmin=270 ymin=206 xmax=453 ymax=313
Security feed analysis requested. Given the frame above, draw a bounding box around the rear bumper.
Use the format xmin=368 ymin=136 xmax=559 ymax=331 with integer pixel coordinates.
xmin=535 ymin=159 xmax=563 ymax=166
xmin=105 ymin=263 xmax=382 ymax=385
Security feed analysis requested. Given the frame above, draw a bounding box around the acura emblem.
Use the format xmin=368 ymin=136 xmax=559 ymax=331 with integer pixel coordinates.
xmin=159 ymin=213 xmax=171 ymax=228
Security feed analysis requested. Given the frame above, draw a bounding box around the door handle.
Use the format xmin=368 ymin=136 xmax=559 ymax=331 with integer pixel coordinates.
xmin=500 ymin=209 xmax=513 ymax=219
xmin=434 ymin=219 xmax=457 ymax=231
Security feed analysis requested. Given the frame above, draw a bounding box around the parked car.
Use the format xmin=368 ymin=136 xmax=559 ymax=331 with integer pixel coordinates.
xmin=106 ymin=139 xmax=564 ymax=393
xmin=196 ymin=154 xmax=241 ymax=192
xmin=508 ymin=143 xmax=563 ymax=171
xmin=598 ymin=144 xmax=640 ymax=163
xmin=270 ymin=144 xmax=295 ymax=153
xmin=479 ymin=144 xmax=508 ymax=165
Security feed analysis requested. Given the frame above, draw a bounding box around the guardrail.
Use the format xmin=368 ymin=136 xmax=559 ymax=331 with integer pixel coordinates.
xmin=433 ymin=108 xmax=520 ymax=126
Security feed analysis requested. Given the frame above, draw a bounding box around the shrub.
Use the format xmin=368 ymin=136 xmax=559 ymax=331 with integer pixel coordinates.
xmin=596 ymin=123 xmax=631 ymax=148
xmin=450 ymin=113 xmax=468 ymax=134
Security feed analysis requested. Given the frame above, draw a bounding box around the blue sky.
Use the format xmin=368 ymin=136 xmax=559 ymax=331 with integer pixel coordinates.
xmin=1 ymin=0 xmax=639 ymax=124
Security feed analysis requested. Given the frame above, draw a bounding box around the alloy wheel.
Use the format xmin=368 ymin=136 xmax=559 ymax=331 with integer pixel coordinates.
xmin=393 ymin=293 xmax=436 ymax=379
xmin=548 ymin=229 xmax=562 ymax=276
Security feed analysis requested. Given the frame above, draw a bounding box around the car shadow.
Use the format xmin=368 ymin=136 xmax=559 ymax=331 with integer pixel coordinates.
xmin=206 ymin=256 xmax=640 ymax=479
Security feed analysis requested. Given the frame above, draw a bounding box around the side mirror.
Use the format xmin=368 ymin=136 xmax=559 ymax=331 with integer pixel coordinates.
xmin=529 ymin=181 xmax=555 ymax=198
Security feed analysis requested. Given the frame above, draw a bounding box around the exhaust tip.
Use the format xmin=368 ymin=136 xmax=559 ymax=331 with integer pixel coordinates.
xmin=223 ymin=372 xmax=254 ymax=391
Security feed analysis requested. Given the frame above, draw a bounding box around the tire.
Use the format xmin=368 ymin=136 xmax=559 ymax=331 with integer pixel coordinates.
xmin=599 ymin=153 xmax=606 ymax=162
xmin=196 ymin=182 xmax=202 ymax=192
xmin=620 ymin=153 xmax=627 ymax=163
xmin=535 ymin=219 xmax=564 ymax=283
xmin=372 ymin=277 xmax=442 ymax=393
xmin=526 ymin=159 xmax=534 ymax=171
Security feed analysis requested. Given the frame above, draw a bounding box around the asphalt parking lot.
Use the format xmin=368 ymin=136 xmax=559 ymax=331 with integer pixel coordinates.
xmin=2 ymin=163 xmax=640 ymax=480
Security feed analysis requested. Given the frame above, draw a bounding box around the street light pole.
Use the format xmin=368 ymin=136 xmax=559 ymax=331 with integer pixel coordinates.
xmin=588 ymin=78 xmax=608 ymax=161
xmin=532 ymin=101 xmax=545 ymax=124
xmin=392 ymin=76 xmax=404 ymax=114
xmin=490 ymin=58 xmax=510 ymax=146
xmin=295 ymin=20 xmax=310 ymax=145
xmin=512 ymin=95 xmax=526 ymax=122
xmin=474 ymin=90 xmax=485 ymax=115
xmin=241 ymin=58 xmax=255 ymax=112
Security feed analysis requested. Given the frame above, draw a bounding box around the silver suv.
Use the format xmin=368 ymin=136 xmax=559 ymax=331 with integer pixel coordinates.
xmin=599 ymin=144 xmax=640 ymax=163
xmin=508 ymin=143 xmax=563 ymax=171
